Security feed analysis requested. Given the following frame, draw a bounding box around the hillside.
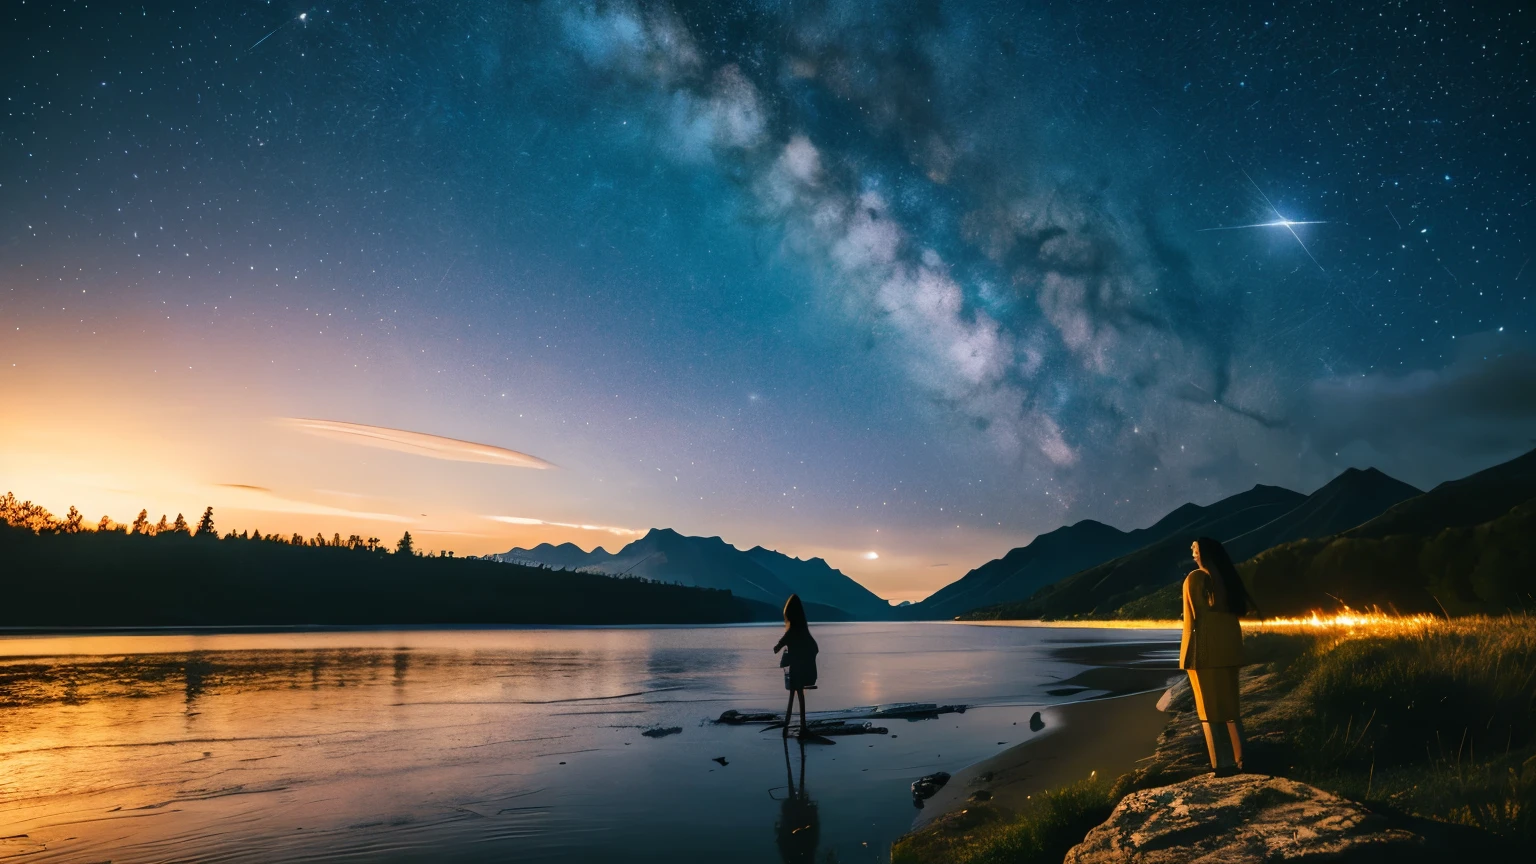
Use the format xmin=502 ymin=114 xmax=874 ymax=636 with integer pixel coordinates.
xmin=959 ymin=463 xmax=1431 ymax=621
xmin=498 ymin=528 xmax=892 ymax=619
xmin=496 ymin=541 xmax=614 ymax=570
xmin=1110 ymin=448 xmax=1536 ymax=619
xmin=741 ymin=545 xmax=892 ymax=619
xmin=907 ymin=520 xmax=1145 ymax=620
xmin=1346 ymin=446 xmax=1536 ymax=539
xmin=1222 ymin=467 xmax=1421 ymax=562
xmin=910 ymin=478 xmax=1368 ymax=620
xmin=965 ymin=484 xmax=1305 ymax=619
xmin=0 ymin=524 xmax=801 ymax=628
xmin=1240 ymin=499 xmax=1536 ymax=617
xmin=1234 ymin=448 xmax=1536 ymax=617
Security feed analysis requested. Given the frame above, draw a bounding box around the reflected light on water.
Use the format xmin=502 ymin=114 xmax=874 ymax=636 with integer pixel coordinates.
xmin=0 ymin=623 xmax=1178 ymax=864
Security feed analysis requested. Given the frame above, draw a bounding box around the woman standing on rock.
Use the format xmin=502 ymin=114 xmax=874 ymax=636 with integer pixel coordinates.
xmin=1181 ymin=537 xmax=1251 ymax=775
xmin=774 ymin=594 xmax=819 ymax=738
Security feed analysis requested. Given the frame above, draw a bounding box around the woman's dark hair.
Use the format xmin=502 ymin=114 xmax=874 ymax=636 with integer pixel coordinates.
xmin=1195 ymin=537 xmax=1251 ymax=616
xmin=783 ymin=593 xmax=808 ymax=631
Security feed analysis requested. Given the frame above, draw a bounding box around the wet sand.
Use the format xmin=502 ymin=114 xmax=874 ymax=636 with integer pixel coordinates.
xmin=913 ymin=685 xmax=1174 ymax=828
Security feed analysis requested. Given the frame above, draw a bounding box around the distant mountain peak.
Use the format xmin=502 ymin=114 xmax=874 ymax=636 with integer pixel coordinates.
xmin=499 ymin=528 xmax=893 ymax=619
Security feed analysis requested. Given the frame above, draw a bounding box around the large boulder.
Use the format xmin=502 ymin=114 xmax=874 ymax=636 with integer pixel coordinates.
xmin=1065 ymin=774 xmax=1422 ymax=863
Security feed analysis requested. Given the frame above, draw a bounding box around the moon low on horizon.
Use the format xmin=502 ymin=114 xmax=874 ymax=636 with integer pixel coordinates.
xmin=2 ymin=1 xmax=1532 ymax=602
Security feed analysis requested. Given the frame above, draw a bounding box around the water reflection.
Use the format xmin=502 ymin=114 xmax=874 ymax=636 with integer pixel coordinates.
xmin=393 ymin=649 xmax=410 ymax=689
xmin=775 ymin=739 xmax=820 ymax=863
xmin=0 ymin=624 xmax=1175 ymax=863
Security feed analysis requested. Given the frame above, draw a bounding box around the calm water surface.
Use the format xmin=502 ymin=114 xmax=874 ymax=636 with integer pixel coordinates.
xmin=0 ymin=623 xmax=1176 ymax=863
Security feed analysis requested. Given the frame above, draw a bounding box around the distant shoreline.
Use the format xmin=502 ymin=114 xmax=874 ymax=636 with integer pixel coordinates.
xmin=0 ymin=621 xmax=794 ymax=637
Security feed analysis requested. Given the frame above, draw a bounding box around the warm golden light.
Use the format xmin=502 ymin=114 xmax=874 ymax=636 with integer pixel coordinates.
xmin=1245 ymin=606 xmax=1445 ymax=634
xmin=957 ymin=607 xmax=1451 ymax=634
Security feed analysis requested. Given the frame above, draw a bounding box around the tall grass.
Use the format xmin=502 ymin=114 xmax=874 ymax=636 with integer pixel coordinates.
xmin=1247 ymin=615 xmax=1536 ymax=842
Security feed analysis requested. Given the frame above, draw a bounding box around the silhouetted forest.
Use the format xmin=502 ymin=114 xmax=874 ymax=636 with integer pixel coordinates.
xmin=1106 ymin=498 xmax=1536 ymax=619
xmin=1241 ymin=498 xmax=1536 ymax=616
xmin=0 ymin=495 xmax=795 ymax=628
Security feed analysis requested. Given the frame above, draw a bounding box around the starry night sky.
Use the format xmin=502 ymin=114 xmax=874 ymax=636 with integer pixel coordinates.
xmin=3 ymin=0 xmax=1533 ymax=600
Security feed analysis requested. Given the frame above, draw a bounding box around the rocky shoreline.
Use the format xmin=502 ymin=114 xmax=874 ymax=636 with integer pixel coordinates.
xmin=897 ymin=658 xmax=1517 ymax=862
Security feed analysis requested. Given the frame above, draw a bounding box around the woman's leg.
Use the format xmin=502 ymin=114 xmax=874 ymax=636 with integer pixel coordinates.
xmin=1226 ymin=721 xmax=1244 ymax=769
xmin=1199 ymin=721 xmax=1221 ymax=769
xmin=796 ymin=688 xmax=809 ymax=733
xmin=784 ymin=690 xmax=796 ymax=737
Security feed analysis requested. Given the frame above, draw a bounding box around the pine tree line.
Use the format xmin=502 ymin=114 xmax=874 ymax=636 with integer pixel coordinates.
xmin=1 ymin=492 xmax=427 ymax=556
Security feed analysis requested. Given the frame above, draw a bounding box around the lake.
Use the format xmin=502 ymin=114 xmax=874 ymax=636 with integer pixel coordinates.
xmin=0 ymin=623 xmax=1177 ymax=862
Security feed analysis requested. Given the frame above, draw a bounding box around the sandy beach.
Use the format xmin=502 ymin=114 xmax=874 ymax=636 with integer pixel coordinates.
xmin=913 ymin=684 xmax=1175 ymax=829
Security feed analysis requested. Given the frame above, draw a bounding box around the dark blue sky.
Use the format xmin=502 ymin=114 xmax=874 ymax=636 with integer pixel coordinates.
xmin=3 ymin=0 xmax=1532 ymax=599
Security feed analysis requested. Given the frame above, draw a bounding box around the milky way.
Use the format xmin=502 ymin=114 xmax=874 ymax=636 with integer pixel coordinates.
xmin=2 ymin=1 xmax=1532 ymax=596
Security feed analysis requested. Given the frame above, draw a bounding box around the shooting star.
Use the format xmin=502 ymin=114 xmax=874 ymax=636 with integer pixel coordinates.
xmin=249 ymin=12 xmax=308 ymax=53
xmin=1202 ymin=166 xmax=1330 ymax=276
xmin=1197 ymin=219 xmax=1328 ymax=231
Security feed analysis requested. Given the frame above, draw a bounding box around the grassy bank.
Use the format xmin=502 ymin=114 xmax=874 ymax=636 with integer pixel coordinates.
xmin=1237 ymin=615 xmax=1536 ymax=841
xmin=894 ymin=615 xmax=1535 ymax=863
xmin=892 ymin=778 xmax=1116 ymax=864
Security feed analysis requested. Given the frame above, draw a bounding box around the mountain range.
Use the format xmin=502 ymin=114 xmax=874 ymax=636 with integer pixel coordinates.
xmin=493 ymin=448 xmax=1533 ymax=622
xmin=495 ymin=528 xmax=894 ymax=619
xmin=1240 ymin=447 xmax=1536 ymax=617
xmin=962 ymin=465 xmax=1426 ymax=620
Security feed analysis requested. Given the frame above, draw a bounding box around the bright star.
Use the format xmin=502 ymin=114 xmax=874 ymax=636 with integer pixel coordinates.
xmin=1202 ymin=168 xmax=1329 ymax=276
xmin=1197 ymin=218 xmax=1328 ymax=232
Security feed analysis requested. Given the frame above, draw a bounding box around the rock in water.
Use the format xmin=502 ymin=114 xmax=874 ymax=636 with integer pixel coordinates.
xmin=1028 ymin=710 xmax=1045 ymax=731
xmin=1065 ymin=774 xmax=1422 ymax=863
xmin=911 ymin=771 xmax=951 ymax=807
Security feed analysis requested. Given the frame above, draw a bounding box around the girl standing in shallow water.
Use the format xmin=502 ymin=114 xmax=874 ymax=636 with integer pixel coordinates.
xmin=1181 ymin=536 xmax=1252 ymax=775
xmin=774 ymin=594 xmax=819 ymax=738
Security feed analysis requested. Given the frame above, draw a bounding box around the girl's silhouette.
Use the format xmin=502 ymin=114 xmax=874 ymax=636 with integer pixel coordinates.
xmin=1181 ymin=536 xmax=1251 ymax=775
xmin=773 ymin=594 xmax=818 ymax=738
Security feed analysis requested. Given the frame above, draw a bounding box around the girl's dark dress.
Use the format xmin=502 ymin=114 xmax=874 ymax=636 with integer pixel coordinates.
xmin=777 ymin=628 xmax=819 ymax=691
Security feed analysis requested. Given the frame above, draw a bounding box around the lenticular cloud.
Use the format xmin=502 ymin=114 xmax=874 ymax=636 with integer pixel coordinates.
xmin=282 ymin=418 xmax=556 ymax=469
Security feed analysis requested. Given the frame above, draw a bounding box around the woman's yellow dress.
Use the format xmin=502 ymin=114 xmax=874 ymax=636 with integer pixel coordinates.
xmin=1179 ymin=569 xmax=1244 ymax=722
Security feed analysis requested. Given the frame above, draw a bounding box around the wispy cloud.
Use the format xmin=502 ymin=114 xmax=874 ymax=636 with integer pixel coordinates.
xmin=215 ymin=484 xmax=413 ymax=523
xmin=486 ymin=515 xmax=644 ymax=537
xmin=281 ymin=418 xmax=556 ymax=469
